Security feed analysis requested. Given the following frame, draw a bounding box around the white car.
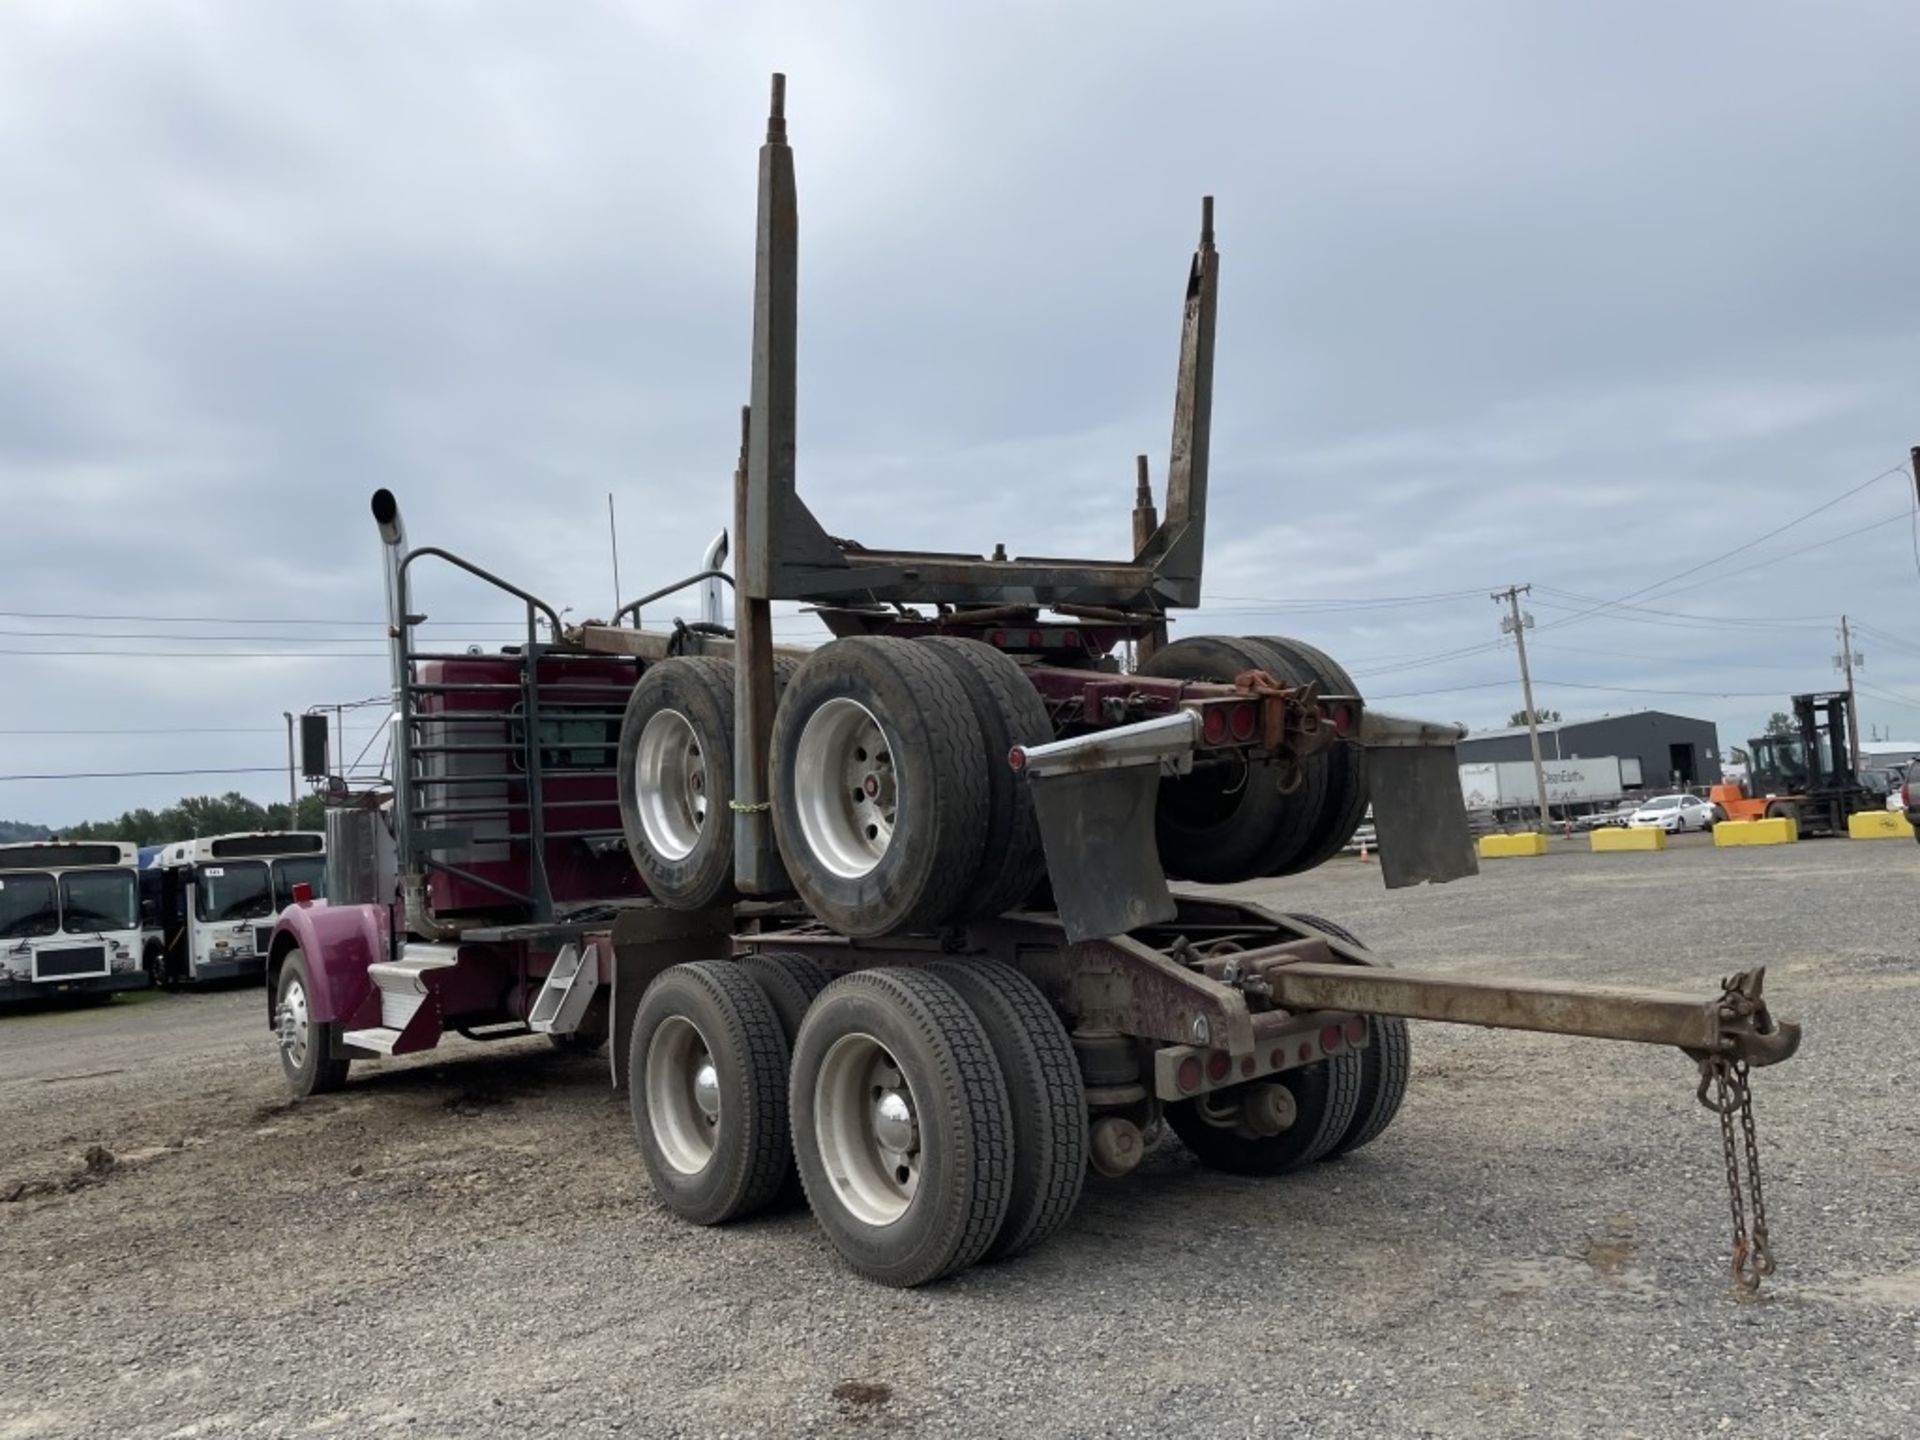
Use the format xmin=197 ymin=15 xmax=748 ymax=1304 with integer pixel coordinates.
xmin=1627 ymin=794 xmax=1717 ymax=832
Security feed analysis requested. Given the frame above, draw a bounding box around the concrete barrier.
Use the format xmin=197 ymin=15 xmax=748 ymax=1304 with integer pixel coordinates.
xmin=1713 ymin=817 xmax=1798 ymax=846
xmin=1848 ymin=811 xmax=1915 ymax=840
xmin=1591 ymin=826 xmax=1665 ymax=852
xmin=1478 ymin=832 xmax=1548 ymax=859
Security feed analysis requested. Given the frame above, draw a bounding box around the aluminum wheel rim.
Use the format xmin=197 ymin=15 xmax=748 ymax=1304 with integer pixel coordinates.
xmin=635 ymin=710 xmax=707 ymax=862
xmin=276 ymin=976 xmax=310 ymax=1070
xmin=814 ymin=1032 xmax=920 ymax=1227
xmin=646 ymin=1015 xmax=721 ymax=1175
xmin=793 ymin=698 xmax=896 ymax=880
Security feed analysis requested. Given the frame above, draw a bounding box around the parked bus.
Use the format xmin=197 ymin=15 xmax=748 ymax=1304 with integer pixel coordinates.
xmin=0 ymin=840 xmax=146 ymax=1005
xmin=142 ymin=832 xmax=326 ymax=986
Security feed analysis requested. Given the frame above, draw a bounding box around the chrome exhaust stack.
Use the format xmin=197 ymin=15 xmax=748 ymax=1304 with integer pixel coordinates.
xmin=699 ymin=529 xmax=730 ymax=627
xmin=368 ymin=488 xmax=432 ymax=940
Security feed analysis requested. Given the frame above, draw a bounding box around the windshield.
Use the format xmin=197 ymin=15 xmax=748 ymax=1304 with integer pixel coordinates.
xmin=195 ymin=861 xmax=274 ymax=922
xmin=272 ymin=856 xmax=328 ymax=909
xmin=1643 ymin=796 xmax=1680 ymax=810
xmin=1752 ymin=737 xmax=1810 ymax=787
xmin=61 ymin=870 xmax=138 ymax=933
xmin=0 ymin=872 xmax=58 ymax=940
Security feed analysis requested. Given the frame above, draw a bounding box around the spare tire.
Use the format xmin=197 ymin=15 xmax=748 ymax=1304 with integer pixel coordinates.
xmin=618 ymin=657 xmax=737 ymax=910
xmin=618 ymin=655 xmax=796 ymax=910
xmin=915 ymin=637 xmax=1053 ymax=920
xmin=1137 ymin=635 xmax=1327 ymax=882
xmin=1246 ymin=636 xmax=1369 ymax=875
xmin=771 ymin=637 xmax=990 ymax=937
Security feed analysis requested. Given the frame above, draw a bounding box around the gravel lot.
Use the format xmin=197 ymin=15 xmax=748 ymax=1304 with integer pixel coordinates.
xmin=2 ymin=833 xmax=1916 ymax=1439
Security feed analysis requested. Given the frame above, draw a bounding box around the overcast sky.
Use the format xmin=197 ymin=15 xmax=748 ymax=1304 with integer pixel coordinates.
xmin=3 ymin=1 xmax=1919 ymax=827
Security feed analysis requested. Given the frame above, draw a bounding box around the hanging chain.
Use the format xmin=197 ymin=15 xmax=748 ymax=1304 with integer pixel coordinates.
xmin=1701 ymin=1054 xmax=1773 ymax=1293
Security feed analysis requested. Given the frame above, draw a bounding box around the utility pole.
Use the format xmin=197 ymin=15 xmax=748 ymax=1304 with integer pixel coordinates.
xmin=1493 ymin=585 xmax=1553 ymax=833
xmin=1837 ymin=614 xmax=1862 ymax=774
xmin=281 ymin=711 xmax=297 ymax=824
xmin=608 ymin=492 xmax=622 ymax=619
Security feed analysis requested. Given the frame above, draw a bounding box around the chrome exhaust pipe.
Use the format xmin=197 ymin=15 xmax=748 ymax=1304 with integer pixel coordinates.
xmin=369 ymin=489 xmax=431 ymax=937
xmin=699 ymin=528 xmax=730 ymax=627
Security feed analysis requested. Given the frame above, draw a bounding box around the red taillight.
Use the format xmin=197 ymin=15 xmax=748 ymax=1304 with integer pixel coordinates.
xmin=1331 ymin=703 xmax=1354 ymax=735
xmin=1205 ymin=1050 xmax=1232 ymax=1083
xmin=1201 ymin=706 xmax=1229 ymax=745
xmin=991 ymin=629 xmax=1008 ymax=647
xmin=1320 ymin=1023 xmax=1344 ymax=1053
xmin=1006 ymin=747 xmax=1026 ymax=773
xmin=1028 ymin=630 xmax=1044 ymax=647
xmin=291 ymin=882 xmax=313 ymax=906
xmin=1176 ymin=1056 xmax=1203 ymax=1093
xmin=1228 ymin=702 xmax=1256 ymax=742
xmin=1344 ymin=1015 xmax=1368 ymax=1046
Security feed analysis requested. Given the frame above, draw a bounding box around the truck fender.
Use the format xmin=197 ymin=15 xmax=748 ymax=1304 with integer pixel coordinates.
xmin=265 ymin=901 xmax=389 ymax=1029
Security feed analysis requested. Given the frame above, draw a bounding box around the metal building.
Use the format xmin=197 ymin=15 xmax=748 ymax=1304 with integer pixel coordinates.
xmin=1457 ymin=710 xmax=1723 ymax=792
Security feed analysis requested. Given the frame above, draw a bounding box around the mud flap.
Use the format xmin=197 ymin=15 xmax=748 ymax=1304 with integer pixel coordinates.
xmin=608 ymin=904 xmax=735 ymax=1091
xmin=1367 ymin=742 xmax=1479 ymax=888
xmin=1028 ymin=766 xmax=1178 ymax=944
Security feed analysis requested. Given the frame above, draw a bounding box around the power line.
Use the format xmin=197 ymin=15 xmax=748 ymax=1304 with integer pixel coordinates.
xmin=1532 ymin=588 xmax=1830 ymax=630
xmin=0 ymin=610 xmax=516 ymax=627
xmin=1532 ymin=462 xmax=1908 ymax=633
xmin=2 ymin=649 xmax=388 ymax=659
xmin=0 ymin=629 xmax=522 ymax=645
xmin=0 ymin=766 xmax=288 ymax=782
xmin=0 ymin=726 xmax=282 ymax=736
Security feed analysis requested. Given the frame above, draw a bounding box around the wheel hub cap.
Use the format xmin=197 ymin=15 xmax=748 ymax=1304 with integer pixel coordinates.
xmin=277 ymin=978 xmax=310 ymax=1069
xmin=635 ymin=709 xmax=707 ymax=862
xmin=815 ymin=1034 xmax=921 ymax=1226
xmin=645 ymin=1015 xmax=720 ymax=1176
xmin=793 ymin=698 xmax=897 ymax=880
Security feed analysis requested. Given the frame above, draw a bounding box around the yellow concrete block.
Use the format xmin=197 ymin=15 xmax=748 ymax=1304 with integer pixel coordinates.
xmin=1478 ymin=832 xmax=1548 ymax=859
xmin=1590 ymin=826 xmax=1666 ymax=852
xmin=1713 ymin=817 xmax=1798 ymax=846
xmin=1848 ymin=810 xmax=1915 ymax=839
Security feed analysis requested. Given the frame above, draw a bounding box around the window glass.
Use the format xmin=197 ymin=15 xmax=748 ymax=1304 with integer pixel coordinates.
xmin=0 ymin=873 xmax=58 ymax=939
xmin=271 ymin=856 xmax=328 ymax=909
xmin=60 ymin=870 xmax=138 ymax=932
xmin=195 ymin=862 xmax=274 ymax=922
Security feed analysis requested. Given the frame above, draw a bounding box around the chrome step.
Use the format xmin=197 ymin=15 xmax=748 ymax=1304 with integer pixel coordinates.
xmin=527 ymin=942 xmax=601 ymax=1035
xmin=342 ymin=1026 xmax=403 ymax=1055
xmin=366 ymin=944 xmax=460 ymax=1030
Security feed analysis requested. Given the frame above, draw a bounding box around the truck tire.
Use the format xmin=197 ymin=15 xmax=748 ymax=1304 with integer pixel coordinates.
xmin=915 ymin=637 xmax=1053 ymax=919
xmin=1286 ymin=913 xmax=1412 ymax=1158
xmin=771 ymin=638 xmax=990 ymax=937
xmin=790 ymin=967 xmax=1013 ymax=1286
xmin=927 ymin=959 xmax=1086 ymax=1260
xmin=618 ymin=657 xmax=737 ymax=910
xmin=629 ymin=960 xmax=792 ymax=1225
xmin=739 ymin=950 xmax=835 ymax=1204
xmin=1168 ymin=1047 xmax=1363 ymax=1176
xmin=1138 ymin=635 xmax=1327 ymax=882
xmin=274 ymin=949 xmax=349 ymax=1098
xmin=1247 ymin=636 xmax=1369 ymax=874
xmin=737 ymin=950 xmax=832 ymax=1046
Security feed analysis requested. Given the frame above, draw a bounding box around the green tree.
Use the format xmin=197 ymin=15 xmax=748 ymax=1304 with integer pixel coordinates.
xmin=58 ymin=792 xmax=327 ymax=846
xmin=1762 ymin=711 xmax=1795 ymax=737
xmin=1509 ymin=708 xmax=1561 ymax=727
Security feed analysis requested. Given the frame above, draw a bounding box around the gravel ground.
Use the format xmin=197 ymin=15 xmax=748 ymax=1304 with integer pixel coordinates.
xmin=2 ymin=833 xmax=1916 ymax=1439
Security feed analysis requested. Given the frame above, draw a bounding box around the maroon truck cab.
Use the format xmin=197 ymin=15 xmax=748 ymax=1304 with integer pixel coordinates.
xmin=412 ymin=653 xmax=644 ymax=917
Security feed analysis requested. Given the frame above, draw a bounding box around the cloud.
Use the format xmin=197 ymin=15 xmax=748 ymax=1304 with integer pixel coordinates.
xmin=3 ymin=1 xmax=1920 ymax=824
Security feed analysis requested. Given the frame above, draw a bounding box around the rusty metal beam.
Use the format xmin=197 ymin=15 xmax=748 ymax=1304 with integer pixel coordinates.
xmin=1257 ymin=962 xmax=1800 ymax=1066
xmin=1133 ymin=197 xmax=1218 ymax=608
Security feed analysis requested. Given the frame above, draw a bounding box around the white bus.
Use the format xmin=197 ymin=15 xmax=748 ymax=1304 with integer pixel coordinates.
xmin=142 ymin=832 xmax=326 ymax=986
xmin=0 ymin=840 xmax=146 ymax=1005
